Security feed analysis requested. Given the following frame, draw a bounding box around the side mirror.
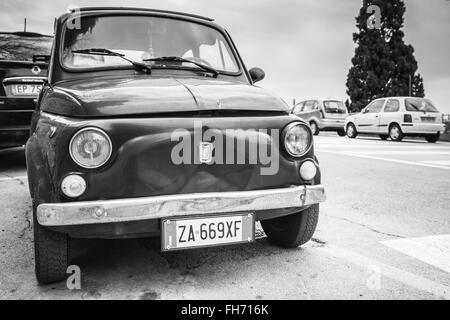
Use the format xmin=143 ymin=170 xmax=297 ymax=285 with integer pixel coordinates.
xmin=249 ymin=67 xmax=265 ymax=83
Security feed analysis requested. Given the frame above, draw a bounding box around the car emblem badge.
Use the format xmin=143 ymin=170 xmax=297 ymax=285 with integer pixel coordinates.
xmin=31 ymin=66 xmax=41 ymax=75
xmin=199 ymin=142 xmax=213 ymax=164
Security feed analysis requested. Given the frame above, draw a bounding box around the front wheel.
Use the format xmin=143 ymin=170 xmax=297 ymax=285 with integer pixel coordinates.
xmin=261 ymin=204 xmax=319 ymax=248
xmin=346 ymin=123 xmax=357 ymax=138
xmin=379 ymin=135 xmax=389 ymax=140
xmin=33 ymin=204 xmax=69 ymax=284
xmin=337 ymin=130 xmax=346 ymax=137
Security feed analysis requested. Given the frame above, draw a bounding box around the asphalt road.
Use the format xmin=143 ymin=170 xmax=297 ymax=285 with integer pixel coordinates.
xmin=0 ymin=133 xmax=449 ymax=300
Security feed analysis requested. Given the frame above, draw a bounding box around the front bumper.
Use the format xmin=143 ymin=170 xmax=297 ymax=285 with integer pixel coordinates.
xmin=37 ymin=185 xmax=326 ymax=227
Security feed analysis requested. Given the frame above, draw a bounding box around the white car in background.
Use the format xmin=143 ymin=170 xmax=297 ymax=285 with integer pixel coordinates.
xmin=345 ymin=97 xmax=446 ymax=143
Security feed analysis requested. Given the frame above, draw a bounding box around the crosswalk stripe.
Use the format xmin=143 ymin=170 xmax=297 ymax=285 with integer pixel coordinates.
xmin=319 ymin=245 xmax=450 ymax=299
xmin=381 ymin=235 xmax=450 ymax=274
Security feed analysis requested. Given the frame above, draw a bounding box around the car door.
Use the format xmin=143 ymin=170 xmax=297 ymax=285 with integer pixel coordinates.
xmin=292 ymin=101 xmax=305 ymax=117
xmin=355 ymin=99 xmax=385 ymax=133
xmin=311 ymin=100 xmax=322 ymax=122
xmin=307 ymin=100 xmax=321 ymax=123
xmin=379 ymin=99 xmax=400 ymax=134
xmin=295 ymin=100 xmax=316 ymax=123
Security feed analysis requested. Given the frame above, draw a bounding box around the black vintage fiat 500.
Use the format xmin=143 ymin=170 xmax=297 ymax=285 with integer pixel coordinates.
xmin=26 ymin=7 xmax=326 ymax=284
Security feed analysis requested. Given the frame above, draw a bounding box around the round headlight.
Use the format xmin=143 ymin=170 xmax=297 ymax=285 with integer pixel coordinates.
xmin=283 ymin=122 xmax=312 ymax=157
xmin=61 ymin=174 xmax=86 ymax=198
xmin=70 ymin=128 xmax=112 ymax=168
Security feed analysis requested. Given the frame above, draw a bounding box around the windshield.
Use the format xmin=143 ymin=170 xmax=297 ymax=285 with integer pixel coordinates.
xmin=405 ymin=98 xmax=439 ymax=113
xmin=323 ymin=101 xmax=347 ymax=114
xmin=62 ymin=15 xmax=239 ymax=73
xmin=0 ymin=33 xmax=53 ymax=61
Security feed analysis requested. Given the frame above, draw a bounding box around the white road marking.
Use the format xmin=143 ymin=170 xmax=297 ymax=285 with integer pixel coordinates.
xmin=382 ymin=235 xmax=450 ymax=274
xmin=317 ymin=150 xmax=450 ymax=170
xmin=346 ymin=151 xmax=450 ymax=155
xmin=319 ymin=245 xmax=450 ymax=299
xmin=317 ymin=145 xmax=449 ymax=149
xmin=0 ymin=175 xmax=28 ymax=182
xmin=314 ymin=141 xmax=440 ymax=150
xmin=316 ymin=136 xmax=450 ymax=169
xmin=421 ymin=160 xmax=450 ymax=166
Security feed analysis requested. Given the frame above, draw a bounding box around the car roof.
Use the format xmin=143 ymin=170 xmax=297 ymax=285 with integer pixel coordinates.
xmin=61 ymin=7 xmax=214 ymax=22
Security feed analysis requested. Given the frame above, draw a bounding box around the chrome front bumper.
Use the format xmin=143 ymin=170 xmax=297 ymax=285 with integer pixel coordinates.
xmin=37 ymin=185 xmax=326 ymax=227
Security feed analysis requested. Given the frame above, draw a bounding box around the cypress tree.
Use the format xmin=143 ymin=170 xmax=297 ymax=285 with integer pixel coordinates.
xmin=346 ymin=0 xmax=425 ymax=112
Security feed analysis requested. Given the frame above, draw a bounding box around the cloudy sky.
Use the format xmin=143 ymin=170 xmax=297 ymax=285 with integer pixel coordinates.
xmin=1 ymin=0 xmax=449 ymax=112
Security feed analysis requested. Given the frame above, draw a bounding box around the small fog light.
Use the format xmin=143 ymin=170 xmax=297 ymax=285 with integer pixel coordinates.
xmin=61 ymin=175 xmax=86 ymax=198
xmin=300 ymin=161 xmax=317 ymax=181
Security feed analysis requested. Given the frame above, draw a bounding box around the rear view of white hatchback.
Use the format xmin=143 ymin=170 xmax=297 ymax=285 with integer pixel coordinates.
xmin=345 ymin=97 xmax=446 ymax=142
xmin=293 ymin=100 xmax=348 ymax=136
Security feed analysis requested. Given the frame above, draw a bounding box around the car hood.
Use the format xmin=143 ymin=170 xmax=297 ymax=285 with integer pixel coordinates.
xmin=43 ymin=75 xmax=290 ymax=117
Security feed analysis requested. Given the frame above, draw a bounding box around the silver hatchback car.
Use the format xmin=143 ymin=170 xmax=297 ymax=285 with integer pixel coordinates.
xmin=293 ymin=100 xmax=349 ymax=136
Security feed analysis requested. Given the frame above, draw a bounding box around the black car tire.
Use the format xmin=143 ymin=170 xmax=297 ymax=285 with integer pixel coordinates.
xmin=337 ymin=130 xmax=346 ymax=137
xmin=346 ymin=123 xmax=357 ymax=138
xmin=379 ymin=134 xmax=389 ymax=140
xmin=33 ymin=205 xmax=69 ymax=284
xmin=425 ymin=133 xmax=440 ymax=143
xmin=310 ymin=122 xmax=319 ymax=136
xmin=389 ymin=124 xmax=404 ymax=142
xmin=261 ymin=204 xmax=319 ymax=248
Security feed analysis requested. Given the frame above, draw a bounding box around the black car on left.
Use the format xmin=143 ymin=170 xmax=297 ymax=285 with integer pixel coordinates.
xmin=0 ymin=31 xmax=53 ymax=149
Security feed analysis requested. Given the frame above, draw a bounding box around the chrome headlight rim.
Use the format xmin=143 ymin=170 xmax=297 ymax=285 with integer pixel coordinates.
xmin=69 ymin=127 xmax=113 ymax=169
xmin=282 ymin=121 xmax=313 ymax=158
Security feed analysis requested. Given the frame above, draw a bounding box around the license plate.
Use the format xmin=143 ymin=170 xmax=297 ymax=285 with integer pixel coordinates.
xmin=162 ymin=213 xmax=255 ymax=251
xmin=11 ymin=84 xmax=42 ymax=96
xmin=421 ymin=117 xmax=435 ymax=123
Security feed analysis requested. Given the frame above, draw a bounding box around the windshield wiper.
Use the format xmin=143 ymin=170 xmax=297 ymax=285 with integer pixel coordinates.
xmin=72 ymin=48 xmax=152 ymax=74
xmin=143 ymin=56 xmax=219 ymax=78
